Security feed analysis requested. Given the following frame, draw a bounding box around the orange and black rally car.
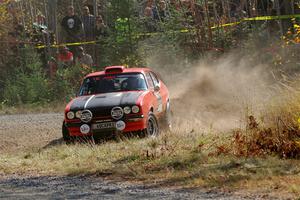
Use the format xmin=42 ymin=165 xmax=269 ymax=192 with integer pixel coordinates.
xmin=62 ymin=66 xmax=171 ymax=142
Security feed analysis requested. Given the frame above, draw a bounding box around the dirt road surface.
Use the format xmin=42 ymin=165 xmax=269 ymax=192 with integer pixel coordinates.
xmin=0 ymin=113 xmax=62 ymax=153
xmin=0 ymin=113 xmax=277 ymax=199
xmin=0 ymin=175 xmax=259 ymax=200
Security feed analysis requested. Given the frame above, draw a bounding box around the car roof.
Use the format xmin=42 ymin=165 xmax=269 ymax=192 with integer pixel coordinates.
xmin=85 ymin=66 xmax=152 ymax=78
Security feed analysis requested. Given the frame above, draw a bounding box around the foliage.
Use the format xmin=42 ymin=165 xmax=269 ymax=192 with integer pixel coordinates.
xmin=1 ymin=0 xmax=300 ymax=106
xmin=1 ymin=47 xmax=91 ymax=106
xmin=3 ymin=48 xmax=49 ymax=105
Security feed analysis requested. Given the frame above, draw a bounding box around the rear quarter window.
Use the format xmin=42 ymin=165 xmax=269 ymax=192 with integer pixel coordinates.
xmin=146 ymin=73 xmax=154 ymax=88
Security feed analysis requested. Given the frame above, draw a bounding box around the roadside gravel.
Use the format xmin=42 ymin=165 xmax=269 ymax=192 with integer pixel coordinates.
xmin=0 ymin=113 xmax=63 ymax=153
xmin=0 ymin=175 xmax=272 ymax=200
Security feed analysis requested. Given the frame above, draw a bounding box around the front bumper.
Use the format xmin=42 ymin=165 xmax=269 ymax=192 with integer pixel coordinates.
xmin=65 ymin=115 xmax=146 ymax=137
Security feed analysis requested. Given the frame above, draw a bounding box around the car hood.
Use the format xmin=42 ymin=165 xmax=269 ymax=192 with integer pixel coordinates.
xmin=70 ymin=91 xmax=145 ymax=111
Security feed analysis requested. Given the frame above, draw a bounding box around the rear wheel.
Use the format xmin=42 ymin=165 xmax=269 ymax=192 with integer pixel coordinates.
xmin=144 ymin=112 xmax=160 ymax=137
xmin=161 ymin=100 xmax=172 ymax=131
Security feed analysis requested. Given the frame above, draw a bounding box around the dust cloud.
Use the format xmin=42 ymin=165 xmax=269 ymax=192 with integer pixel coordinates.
xmin=149 ymin=53 xmax=276 ymax=133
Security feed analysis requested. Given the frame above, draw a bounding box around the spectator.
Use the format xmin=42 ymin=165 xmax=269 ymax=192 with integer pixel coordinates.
xmin=57 ymin=46 xmax=74 ymax=67
xmin=61 ymin=6 xmax=83 ymax=43
xmin=169 ymin=0 xmax=181 ymax=11
xmin=144 ymin=6 xmax=154 ymax=18
xmin=146 ymin=0 xmax=154 ymax=7
xmin=153 ymin=0 xmax=169 ymax=22
xmin=82 ymin=6 xmax=95 ymax=41
xmin=48 ymin=57 xmax=57 ymax=79
xmin=76 ymin=46 xmax=93 ymax=68
xmin=143 ymin=6 xmax=157 ymax=32
xmin=95 ymin=16 xmax=109 ymax=39
xmin=180 ymin=0 xmax=194 ymax=18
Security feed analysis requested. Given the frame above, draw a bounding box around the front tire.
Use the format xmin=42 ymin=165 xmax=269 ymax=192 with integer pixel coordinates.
xmin=62 ymin=121 xmax=72 ymax=144
xmin=144 ymin=112 xmax=160 ymax=137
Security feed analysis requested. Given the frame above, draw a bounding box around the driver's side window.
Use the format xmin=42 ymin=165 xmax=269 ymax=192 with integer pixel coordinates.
xmin=80 ymin=78 xmax=94 ymax=95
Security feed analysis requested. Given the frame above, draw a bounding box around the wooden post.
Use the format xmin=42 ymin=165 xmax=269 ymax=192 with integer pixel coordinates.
xmin=47 ymin=0 xmax=57 ymax=38
xmin=29 ymin=0 xmax=34 ymax=26
xmin=43 ymin=0 xmax=48 ymax=26
xmin=274 ymin=0 xmax=284 ymax=35
xmin=19 ymin=1 xmax=26 ymax=26
xmin=291 ymin=0 xmax=295 ymax=14
xmin=93 ymin=0 xmax=97 ymax=16
xmin=204 ymin=0 xmax=212 ymax=49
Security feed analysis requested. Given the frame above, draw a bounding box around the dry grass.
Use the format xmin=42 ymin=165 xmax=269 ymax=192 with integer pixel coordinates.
xmin=0 ymin=128 xmax=299 ymax=198
xmin=0 ymin=101 xmax=64 ymax=115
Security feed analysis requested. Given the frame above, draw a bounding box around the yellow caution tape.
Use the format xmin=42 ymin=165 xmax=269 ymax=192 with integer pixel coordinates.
xmin=244 ymin=14 xmax=300 ymax=21
xmin=36 ymin=41 xmax=96 ymax=49
xmin=211 ymin=14 xmax=300 ymax=29
xmin=36 ymin=14 xmax=300 ymax=49
xmin=211 ymin=21 xmax=241 ymax=29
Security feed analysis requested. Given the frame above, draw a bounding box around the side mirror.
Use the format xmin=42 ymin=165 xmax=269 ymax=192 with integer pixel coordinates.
xmin=154 ymin=85 xmax=160 ymax=92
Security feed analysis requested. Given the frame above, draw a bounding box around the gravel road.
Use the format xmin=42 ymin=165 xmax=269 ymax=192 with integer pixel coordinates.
xmin=0 ymin=113 xmax=63 ymax=153
xmin=0 ymin=113 xmax=281 ymax=200
xmin=0 ymin=175 xmax=268 ymax=200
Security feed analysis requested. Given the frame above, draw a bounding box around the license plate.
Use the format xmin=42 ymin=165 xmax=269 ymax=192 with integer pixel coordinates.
xmin=92 ymin=122 xmax=115 ymax=130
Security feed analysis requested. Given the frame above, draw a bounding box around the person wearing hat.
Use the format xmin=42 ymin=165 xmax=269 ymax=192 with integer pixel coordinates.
xmin=76 ymin=46 xmax=93 ymax=68
xmin=57 ymin=45 xmax=74 ymax=67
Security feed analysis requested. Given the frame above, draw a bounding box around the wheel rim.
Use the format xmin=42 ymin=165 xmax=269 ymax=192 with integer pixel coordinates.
xmin=148 ymin=116 xmax=158 ymax=137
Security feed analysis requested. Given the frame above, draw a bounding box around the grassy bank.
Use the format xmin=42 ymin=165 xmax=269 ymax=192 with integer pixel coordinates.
xmin=1 ymin=129 xmax=299 ymax=198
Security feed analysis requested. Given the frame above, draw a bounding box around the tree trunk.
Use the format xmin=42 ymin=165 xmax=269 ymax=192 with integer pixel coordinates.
xmin=279 ymin=0 xmax=293 ymax=33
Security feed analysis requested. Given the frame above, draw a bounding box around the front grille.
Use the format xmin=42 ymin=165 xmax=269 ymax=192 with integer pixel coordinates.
xmin=90 ymin=107 xmax=112 ymax=117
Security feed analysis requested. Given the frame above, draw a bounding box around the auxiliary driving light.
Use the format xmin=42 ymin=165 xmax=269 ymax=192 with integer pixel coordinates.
xmin=116 ymin=120 xmax=126 ymax=131
xmin=75 ymin=111 xmax=82 ymax=118
xmin=132 ymin=106 xmax=140 ymax=113
xmin=123 ymin=106 xmax=131 ymax=114
xmin=67 ymin=111 xmax=75 ymax=119
xmin=80 ymin=124 xmax=90 ymax=134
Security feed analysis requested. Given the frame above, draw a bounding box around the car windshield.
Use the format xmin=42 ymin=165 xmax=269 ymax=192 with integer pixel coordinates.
xmin=79 ymin=73 xmax=148 ymax=96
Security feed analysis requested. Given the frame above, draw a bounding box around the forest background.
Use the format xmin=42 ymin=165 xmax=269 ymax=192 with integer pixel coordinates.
xmin=0 ymin=0 xmax=300 ymax=106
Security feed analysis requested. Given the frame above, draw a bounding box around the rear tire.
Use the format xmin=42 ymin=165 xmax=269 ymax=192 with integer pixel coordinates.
xmin=143 ymin=112 xmax=160 ymax=137
xmin=161 ymin=101 xmax=172 ymax=131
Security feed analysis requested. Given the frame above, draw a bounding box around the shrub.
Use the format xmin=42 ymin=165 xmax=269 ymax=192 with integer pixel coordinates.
xmin=3 ymin=47 xmax=51 ymax=105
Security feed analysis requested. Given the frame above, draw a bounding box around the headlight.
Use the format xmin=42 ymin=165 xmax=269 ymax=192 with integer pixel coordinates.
xmin=111 ymin=107 xmax=124 ymax=120
xmin=80 ymin=110 xmax=93 ymax=123
xmin=75 ymin=111 xmax=82 ymax=118
xmin=123 ymin=106 xmax=131 ymax=114
xmin=67 ymin=111 xmax=75 ymax=119
xmin=132 ymin=106 xmax=140 ymax=113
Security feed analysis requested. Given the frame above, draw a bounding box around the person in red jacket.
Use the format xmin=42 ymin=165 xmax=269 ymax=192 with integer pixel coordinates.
xmin=57 ymin=46 xmax=74 ymax=67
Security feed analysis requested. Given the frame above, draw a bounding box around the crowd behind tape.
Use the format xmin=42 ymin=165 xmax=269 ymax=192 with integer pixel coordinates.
xmin=36 ymin=14 xmax=300 ymax=49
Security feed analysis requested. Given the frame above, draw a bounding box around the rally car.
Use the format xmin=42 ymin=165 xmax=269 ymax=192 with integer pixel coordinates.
xmin=62 ymin=66 xmax=171 ymax=142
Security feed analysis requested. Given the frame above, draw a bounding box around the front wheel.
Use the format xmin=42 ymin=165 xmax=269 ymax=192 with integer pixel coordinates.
xmin=62 ymin=121 xmax=72 ymax=144
xmin=143 ymin=112 xmax=160 ymax=137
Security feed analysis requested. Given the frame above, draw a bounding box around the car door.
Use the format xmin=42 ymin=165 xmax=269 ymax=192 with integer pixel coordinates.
xmin=149 ymin=72 xmax=164 ymax=114
xmin=145 ymin=72 xmax=160 ymax=115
